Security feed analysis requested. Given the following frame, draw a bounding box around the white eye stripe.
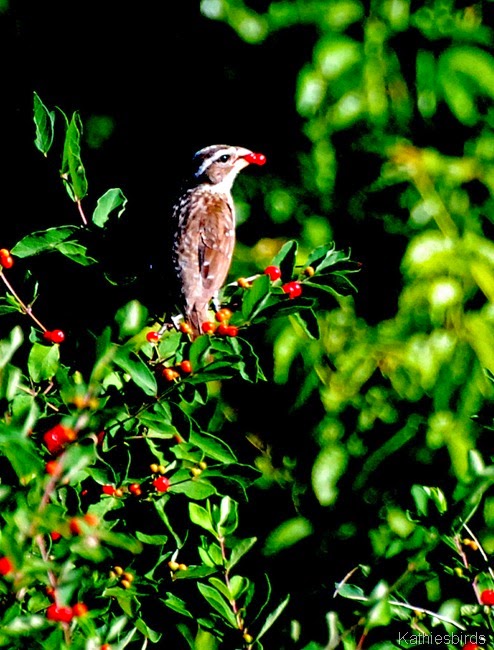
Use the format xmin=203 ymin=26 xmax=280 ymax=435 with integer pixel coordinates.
xmin=195 ymin=147 xmax=237 ymax=178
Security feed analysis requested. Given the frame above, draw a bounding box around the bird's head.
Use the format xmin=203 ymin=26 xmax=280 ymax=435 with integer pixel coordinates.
xmin=192 ymin=144 xmax=266 ymax=190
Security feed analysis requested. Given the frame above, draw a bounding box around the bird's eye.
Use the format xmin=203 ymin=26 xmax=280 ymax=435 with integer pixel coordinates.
xmin=218 ymin=154 xmax=230 ymax=163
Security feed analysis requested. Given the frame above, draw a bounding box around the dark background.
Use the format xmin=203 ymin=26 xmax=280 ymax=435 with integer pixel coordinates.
xmin=2 ymin=0 xmax=397 ymax=331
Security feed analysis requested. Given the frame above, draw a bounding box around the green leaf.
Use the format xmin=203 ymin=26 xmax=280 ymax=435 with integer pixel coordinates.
xmin=28 ymin=342 xmax=60 ymax=382
xmin=56 ymin=241 xmax=97 ymax=265
xmin=255 ymin=594 xmax=290 ymax=642
xmin=189 ymin=430 xmax=237 ymax=463
xmin=216 ymin=496 xmax=238 ymax=535
xmin=312 ymin=444 xmax=347 ymax=506
xmin=171 ymin=479 xmax=217 ymax=500
xmin=291 ymin=310 xmax=320 ymax=339
xmin=11 ymin=226 xmax=79 ymax=258
xmin=113 ymin=346 xmax=157 ymax=396
xmin=197 ymin=583 xmax=237 ymax=628
xmin=138 ymin=403 xmax=179 ymax=437
xmin=115 ymin=300 xmax=149 ymax=338
xmin=0 ymin=426 xmax=44 ymax=483
xmin=33 ymin=92 xmax=55 ymax=156
xmin=162 ymin=593 xmax=194 ymax=618
xmin=189 ymin=502 xmax=216 ymax=537
xmin=241 ymin=274 xmax=271 ymax=321
xmin=0 ymin=326 xmax=23 ymax=369
xmin=227 ymin=537 xmax=257 ymax=570
xmin=263 ymin=517 xmax=313 ymax=556
xmin=92 ymin=188 xmax=128 ymax=227
xmin=271 ymin=239 xmax=298 ymax=278
xmin=61 ymin=111 xmax=88 ymax=201
xmin=59 ymin=443 xmax=97 ymax=483
xmin=135 ymin=531 xmax=168 ymax=545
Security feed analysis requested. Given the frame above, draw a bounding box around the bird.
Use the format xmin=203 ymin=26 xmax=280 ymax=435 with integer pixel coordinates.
xmin=169 ymin=144 xmax=266 ymax=337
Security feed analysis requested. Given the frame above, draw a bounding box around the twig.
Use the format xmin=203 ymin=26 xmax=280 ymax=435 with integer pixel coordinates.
xmin=0 ymin=270 xmax=47 ymax=331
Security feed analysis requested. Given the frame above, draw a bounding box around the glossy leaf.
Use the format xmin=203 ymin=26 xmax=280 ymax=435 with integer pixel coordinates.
xmin=11 ymin=226 xmax=79 ymax=258
xmin=33 ymin=92 xmax=55 ymax=156
xmin=61 ymin=111 xmax=88 ymax=201
xmin=92 ymin=188 xmax=128 ymax=227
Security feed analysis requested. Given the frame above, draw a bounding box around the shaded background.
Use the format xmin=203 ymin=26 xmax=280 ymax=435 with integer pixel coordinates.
xmin=4 ymin=0 xmax=398 ymax=328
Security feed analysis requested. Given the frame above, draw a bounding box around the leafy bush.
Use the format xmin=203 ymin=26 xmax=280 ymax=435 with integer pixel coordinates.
xmin=4 ymin=1 xmax=494 ymax=648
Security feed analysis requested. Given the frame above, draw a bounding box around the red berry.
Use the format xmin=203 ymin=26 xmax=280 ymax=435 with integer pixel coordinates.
xmin=225 ymin=325 xmax=239 ymax=337
xmin=282 ymin=281 xmax=303 ymax=299
xmin=463 ymin=643 xmax=480 ymax=650
xmin=215 ymin=308 xmax=232 ymax=322
xmin=153 ymin=476 xmax=171 ymax=493
xmin=0 ymin=249 xmax=13 ymax=269
xmin=43 ymin=329 xmax=65 ymax=344
xmin=101 ymin=645 xmax=112 ymax=650
xmin=72 ymin=602 xmax=88 ymax=617
xmin=102 ymin=485 xmax=117 ymax=496
xmin=128 ymin=483 xmax=142 ymax=496
xmin=0 ymin=556 xmax=13 ymax=575
xmin=264 ymin=265 xmax=281 ymax=281
xmin=243 ymin=152 xmax=267 ymax=166
xmin=201 ymin=321 xmax=216 ymax=334
xmin=216 ymin=323 xmax=230 ymax=336
xmin=481 ymin=588 xmax=494 ymax=605
xmin=43 ymin=424 xmax=76 ymax=455
xmin=0 ymin=255 xmax=13 ymax=269
xmin=46 ymin=603 xmax=74 ymax=623
xmin=179 ymin=360 xmax=192 ymax=374
xmin=50 ymin=531 xmax=62 ymax=542
xmin=146 ymin=331 xmax=160 ymax=343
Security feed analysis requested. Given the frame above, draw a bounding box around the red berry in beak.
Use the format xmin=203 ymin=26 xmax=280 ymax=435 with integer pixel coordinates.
xmin=243 ymin=152 xmax=266 ymax=166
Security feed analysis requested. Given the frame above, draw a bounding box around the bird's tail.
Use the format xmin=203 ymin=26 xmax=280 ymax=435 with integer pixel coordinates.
xmin=188 ymin=303 xmax=210 ymax=340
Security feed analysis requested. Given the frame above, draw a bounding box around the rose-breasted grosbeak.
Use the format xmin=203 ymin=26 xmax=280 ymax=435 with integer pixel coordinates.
xmin=170 ymin=144 xmax=266 ymax=337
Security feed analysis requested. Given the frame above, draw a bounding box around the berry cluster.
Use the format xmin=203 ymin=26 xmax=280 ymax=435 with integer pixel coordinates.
xmin=0 ymin=248 xmax=13 ymax=269
xmin=161 ymin=359 xmax=193 ymax=382
xmin=201 ymin=308 xmax=239 ymax=337
xmin=43 ymin=329 xmax=66 ymax=344
xmin=263 ymin=265 xmax=304 ymax=299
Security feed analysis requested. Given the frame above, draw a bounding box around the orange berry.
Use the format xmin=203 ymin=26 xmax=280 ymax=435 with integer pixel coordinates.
xmin=237 ymin=277 xmax=251 ymax=288
xmin=201 ymin=321 xmax=216 ymax=334
xmin=179 ymin=360 xmax=192 ymax=374
xmin=162 ymin=367 xmax=179 ymax=381
xmin=72 ymin=602 xmax=88 ymax=617
xmin=45 ymin=460 xmax=60 ymax=476
xmin=179 ymin=321 xmax=193 ymax=334
xmin=215 ymin=308 xmax=232 ymax=322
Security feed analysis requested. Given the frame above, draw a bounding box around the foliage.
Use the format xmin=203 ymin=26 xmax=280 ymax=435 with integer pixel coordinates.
xmin=0 ymin=94 xmax=355 ymax=649
xmin=3 ymin=1 xmax=494 ymax=648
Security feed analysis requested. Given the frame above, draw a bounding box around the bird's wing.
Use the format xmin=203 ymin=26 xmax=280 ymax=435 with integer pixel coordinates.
xmin=197 ymin=199 xmax=235 ymax=291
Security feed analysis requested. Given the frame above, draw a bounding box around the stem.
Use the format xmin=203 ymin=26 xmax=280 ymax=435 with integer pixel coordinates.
xmin=219 ymin=534 xmax=251 ymax=646
xmin=0 ymin=270 xmax=47 ymax=331
xmin=76 ymin=200 xmax=88 ymax=226
xmin=36 ymin=534 xmax=71 ymax=645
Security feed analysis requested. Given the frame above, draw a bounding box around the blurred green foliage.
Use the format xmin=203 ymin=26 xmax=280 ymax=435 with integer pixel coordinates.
xmin=199 ymin=0 xmax=494 ymax=648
